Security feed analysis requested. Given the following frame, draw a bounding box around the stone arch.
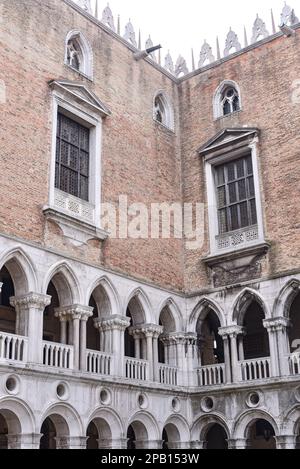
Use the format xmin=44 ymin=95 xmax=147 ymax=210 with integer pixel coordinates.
xmin=87 ymin=408 xmax=124 ymax=440
xmin=40 ymin=403 xmax=83 ymax=437
xmin=65 ymin=30 xmax=93 ymax=78
xmin=213 ymin=79 xmax=242 ymax=119
xmin=233 ymin=410 xmax=279 ymax=440
xmin=158 ymin=298 xmax=182 ymax=333
xmin=231 ymin=288 xmax=269 ymax=325
xmin=163 ymin=415 xmax=190 ymax=445
xmin=188 ymin=297 xmax=226 ymax=332
xmin=281 ymin=405 xmax=300 ymax=435
xmin=0 ymin=398 xmax=35 ymax=435
xmin=87 ymin=277 xmax=120 ymax=318
xmin=153 ymin=90 xmax=175 ymax=131
xmin=274 ymin=279 xmax=300 ymax=318
xmin=128 ymin=411 xmax=160 ymax=442
xmin=192 ymin=413 xmax=230 ymax=442
xmin=0 ymin=247 xmax=37 ymax=295
xmin=125 ymin=288 xmax=152 ymax=325
xmin=43 ymin=262 xmax=81 ymax=306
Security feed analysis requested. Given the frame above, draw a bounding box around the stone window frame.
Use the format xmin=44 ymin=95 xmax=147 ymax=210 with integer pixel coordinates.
xmin=65 ymin=30 xmax=93 ymax=80
xmin=153 ymin=91 xmax=175 ymax=132
xmin=45 ymin=82 xmax=109 ymax=246
xmin=205 ymin=136 xmax=265 ymax=256
xmin=213 ymin=80 xmax=242 ymax=120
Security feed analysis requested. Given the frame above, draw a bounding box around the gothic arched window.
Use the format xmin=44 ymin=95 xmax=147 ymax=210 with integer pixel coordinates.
xmin=65 ymin=31 xmax=93 ymax=79
xmin=153 ymin=92 xmax=174 ymax=131
xmin=213 ymin=81 xmax=242 ymax=119
xmin=221 ymin=86 xmax=240 ymax=116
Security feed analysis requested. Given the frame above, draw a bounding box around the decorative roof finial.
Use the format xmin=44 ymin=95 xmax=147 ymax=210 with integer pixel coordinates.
xmin=251 ymin=14 xmax=269 ymax=43
xmin=75 ymin=0 xmax=92 ymax=14
xmin=175 ymin=55 xmax=189 ymax=77
xmin=146 ymin=36 xmax=157 ymax=61
xmin=216 ymin=37 xmax=221 ymax=60
xmin=124 ymin=19 xmax=137 ymax=47
xmin=102 ymin=3 xmax=115 ymax=32
xmin=224 ymin=28 xmax=241 ymax=56
xmin=164 ymin=51 xmax=174 ymax=74
xmin=199 ymin=41 xmax=215 ymax=68
xmin=95 ymin=0 xmax=99 ymax=19
xmin=191 ymin=48 xmax=195 ymax=71
xmin=281 ymin=2 xmax=299 ymax=26
xmin=244 ymin=26 xmax=248 ymax=47
xmin=271 ymin=9 xmax=276 ymax=34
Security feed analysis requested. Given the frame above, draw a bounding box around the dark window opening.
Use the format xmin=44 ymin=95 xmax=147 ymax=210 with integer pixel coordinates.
xmin=216 ymin=155 xmax=257 ymax=234
xmin=55 ymin=113 xmax=90 ymax=201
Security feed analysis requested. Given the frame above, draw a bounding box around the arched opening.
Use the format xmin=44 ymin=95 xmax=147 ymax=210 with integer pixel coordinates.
xmin=40 ymin=417 xmax=57 ymax=450
xmin=204 ymin=424 xmax=228 ymax=450
xmin=0 ymin=414 xmax=8 ymax=449
xmin=162 ymin=423 xmax=180 ymax=449
xmin=296 ymin=421 xmax=300 ymax=449
xmin=125 ymin=296 xmax=146 ymax=360
xmin=221 ymin=86 xmax=240 ymax=116
xmin=127 ymin=421 xmax=148 ymax=449
xmin=153 ymin=93 xmax=174 ymax=130
xmin=87 ymin=284 xmax=112 ymax=352
xmin=0 ymin=266 xmax=16 ymax=334
xmin=0 ymin=410 xmax=21 ymax=450
xmin=86 ymin=421 xmax=98 ymax=449
xmin=289 ymin=292 xmax=300 ymax=354
xmin=242 ymin=302 xmax=270 ymax=360
xmin=247 ymin=419 xmax=276 ymax=449
xmin=87 ymin=295 xmax=99 ymax=351
xmin=158 ymin=306 xmax=177 ymax=365
xmin=65 ymin=31 xmax=93 ymax=78
xmin=86 ymin=418 xmax=112 ymax=449
xmin=196 ymin=310 xmax=224 ymax=366
xmin=127 ymin=425 xmax=136 ymax=450
xmin=40 ymin=414 xmax=69 ymax=450
xmin=43 ymin=282 xmax=60 ymax=343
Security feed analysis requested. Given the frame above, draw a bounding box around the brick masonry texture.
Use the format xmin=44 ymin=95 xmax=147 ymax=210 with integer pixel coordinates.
xmin=0 ymin=0 xmax=300 ymax=294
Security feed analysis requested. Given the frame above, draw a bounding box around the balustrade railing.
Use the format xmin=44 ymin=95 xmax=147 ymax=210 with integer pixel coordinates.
xmin=43 ymin=341 xmax=74 ymax=369
xmin=86 ymin=350 xmax=112 ymax=375
xmin=159 ymin=364 xmax=178 ymax=386
xmin=125 ymin=357 xmax=148 ymax=381
xmin=240 ymin=357 xmax=271 ymax=381
xmin=0 ymin=333 xmax=28 ymax=362
xmin=197 ymin=363 xmax=225 ymax=386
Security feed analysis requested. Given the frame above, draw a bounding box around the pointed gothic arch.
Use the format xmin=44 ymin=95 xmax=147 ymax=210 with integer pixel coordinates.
xmin=0 ymin=248 xmax=37 ymax=295
xmin=65 ymin=30 xmax=93 ymax=78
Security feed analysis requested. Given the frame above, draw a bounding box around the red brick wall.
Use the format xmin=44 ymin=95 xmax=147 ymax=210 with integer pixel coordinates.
xmin=1 ymin=0 xmax=300 ymax=294
xmin=179 ymin=32 xmax=300 ymax=292
xmin=0 ymin=0 xmax=184 ymax=291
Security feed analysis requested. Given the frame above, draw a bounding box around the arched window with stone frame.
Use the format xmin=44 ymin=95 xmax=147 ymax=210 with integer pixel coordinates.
xmin=213 ymin=80 xmax=241 ymax=119
xmin=153 ymin=91 xmax=175 ymax=131
xmin=65 ymin=30 xmax=93 ymax=79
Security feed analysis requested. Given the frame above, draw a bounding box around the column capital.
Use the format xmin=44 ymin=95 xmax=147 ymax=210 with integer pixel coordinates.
xmin=164 ymin=332 xmax=197 ymax=345
xmin=263 ymin=317 xmax=291 ymax=332
xmin=55 ymin=305 xmax=93 ymax=321
xmin=95 ymin=315 xmax=131 ymax=332
xmin=10 ymin=292 xmax=51 ymax=310
xmin=138 ymin=324 xmax=164 ymax=339
xmin=219 ymin=325 xmax=246 ymax=339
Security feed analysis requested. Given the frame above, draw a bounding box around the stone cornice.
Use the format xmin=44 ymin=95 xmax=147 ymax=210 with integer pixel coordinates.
xmin=10 ymin=293 xmax=51 ymax=310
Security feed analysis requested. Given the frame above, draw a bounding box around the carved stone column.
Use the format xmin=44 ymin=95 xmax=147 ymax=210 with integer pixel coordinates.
xmin=263 ymin=317 xmax=290 ymax=377
xmin=99 ymin=316 xmax=131 ymax=376
xmin=56 ymin=305 xmax=93 ymax=370
xmin=139 ymin=324 xmax=163 ymax=382
xmin=227 ymin=438 xmax=249 ymax=449
xmin=10 ymin=293 xmax=51 ymax=363
xmin=219 ymin=326 xmax=245 ymax=383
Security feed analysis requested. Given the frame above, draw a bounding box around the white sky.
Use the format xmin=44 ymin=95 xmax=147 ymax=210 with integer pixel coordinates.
xmin=90 ymin=1 xmax=293 ymax=68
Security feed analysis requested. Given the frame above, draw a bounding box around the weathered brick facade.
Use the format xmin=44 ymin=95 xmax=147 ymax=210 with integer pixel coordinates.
xmin=0 ymin=0 xmax=300 ymax=451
